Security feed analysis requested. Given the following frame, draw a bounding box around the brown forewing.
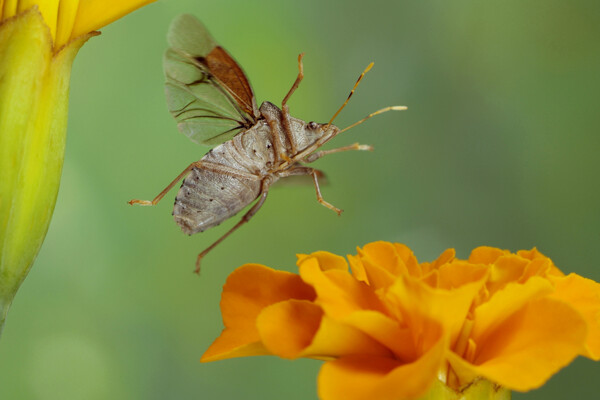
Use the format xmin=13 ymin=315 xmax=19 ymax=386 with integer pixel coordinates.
xmin=200 ymin=46 xmax=258 ymax=118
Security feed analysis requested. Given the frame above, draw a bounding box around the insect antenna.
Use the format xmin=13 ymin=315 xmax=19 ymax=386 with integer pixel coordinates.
xmin=327 ymin=62 xmax=374 ymax=127
xmin=338 ymin=105 xmax=407 ymax=134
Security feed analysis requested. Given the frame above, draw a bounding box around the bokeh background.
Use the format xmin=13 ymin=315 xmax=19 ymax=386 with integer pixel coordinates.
xmin=1 ymin=0 xmax=599 ymax=398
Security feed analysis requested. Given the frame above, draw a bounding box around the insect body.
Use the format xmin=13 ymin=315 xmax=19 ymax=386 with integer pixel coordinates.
xmin=129 ymin=15 xmax=405 ymax=272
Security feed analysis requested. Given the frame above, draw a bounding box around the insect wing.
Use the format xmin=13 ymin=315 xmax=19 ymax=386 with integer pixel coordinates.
xmin=164 ymin=14 xmax=259 ymax=145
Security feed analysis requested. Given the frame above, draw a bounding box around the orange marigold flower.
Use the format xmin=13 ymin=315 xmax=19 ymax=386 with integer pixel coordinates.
xmin=202 ymin=242 xmax=600 ymax=400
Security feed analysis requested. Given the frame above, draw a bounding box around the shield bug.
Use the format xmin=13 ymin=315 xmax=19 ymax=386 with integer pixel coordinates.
xmin=129 ymin=14 xmax=406 ymax=272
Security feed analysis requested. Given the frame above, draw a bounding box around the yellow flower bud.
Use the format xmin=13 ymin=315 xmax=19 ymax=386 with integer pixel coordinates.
xmin=0 ymin=0 xmax=154 ymax=335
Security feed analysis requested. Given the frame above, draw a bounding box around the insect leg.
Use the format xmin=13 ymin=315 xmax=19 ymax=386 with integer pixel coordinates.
xmin=279 ymin=167 xmax=342 ymax=216
xmin=128 ymin=161 xmax=202 ymax=206
xmin=282 ymin=53 xmax=305 ymax=106
xmin=280 ymin=53 xmax=305 ymax=155
xmin=309 ymin=168 xmax=342 ymax=216
xmin=265 ymin=116 xmax=289 ymax=164
xmin=194 ymin=177 xmax=273 ymax=274
xmin=304 ymin=142 xmax=373 ymax=163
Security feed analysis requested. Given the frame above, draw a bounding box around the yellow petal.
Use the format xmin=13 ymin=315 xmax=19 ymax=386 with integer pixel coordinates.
xmin=201 ymin=264 xmax=314 ymax=362
xmin=550 ymin=273 xmax=600 ymax=359
xmin=448 ymin=297 xmax=586 ymax=391
xmin=55 ymin=0 xmax=79 ymax=49
xmin=71 ymin=0 xmax=154 ymax=39
xmin=2 ymin=0 xmax=17 ymax=19
xmin=256 ymin=299 xmax=392 ymax=359
xmin=0 ymin=7 xmax=96 ymax=319
xmin=18 ymin=1 xmax=58 ymax=40
xmin=318 ymin=338 xmax=445 ymax=400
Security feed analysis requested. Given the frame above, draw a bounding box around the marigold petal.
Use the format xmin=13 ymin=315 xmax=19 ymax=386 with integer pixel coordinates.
xmin=550 ymin=273 xmax=600 ymax=359
xmin=520 ymin=257 xmax=553 ymax=282
xmin=472 ymin=276 xmax=554 ymax=344
xmin=201 ymin=330 xmax=269 ymax=362
xmin=516 ymin=248 xmax=564 ymax=277
xmin=347 ymin=254 xmax=368 ymax=283
xmin=362 ymin=242 xmax=401 ymax=273
xmin=422 ymin=248 xmax=455 ymax=274
xmin=356 ymin=242 xmax=419 ymax=287
xmin=18 ymin=1 xmax=58 ymax=40
xmin=517 ymin=247 xmax=549 ymax=262
xmin=488 ymin=255 xmax=530 ymax=291
xmin=201 ymin=264 xmax=315 ymax=362
xmin=355 ymin=254 xmax=396 ymax=289
xmin=318 ymin=338 xmax=445 ymax=400
xmin=71 ymin=0 xmax=154 ymax=39
xmin=297 ymin=251 xmax=348 ymax=271
xmin=393 ymin=243 xmax=421 ymax=275
xmin=449 ymin=297 xmax=586 ymax=391
xmin=257 ymin=299 xmax=392 ymax=359
xmin=2 ymin=0 xmax=18 ymax=19
xmin=469 ymin=246 xmax=507 ymax=264
xmin=438 ymin=260 xmax=489 ymax=290
xmin=387 ymin=271 xmax=487 ymax=351
xmin=340 ymin=310 xmax=424 ymax=362
xmin=55 ymin=0 xmax=79 ymax=49
xmin=299 ymin=257 xmax=387 ymax=319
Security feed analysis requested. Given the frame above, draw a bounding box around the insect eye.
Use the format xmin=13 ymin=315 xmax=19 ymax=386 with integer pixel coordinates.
xmin=307 ymin=121 xmax=319 ymax=130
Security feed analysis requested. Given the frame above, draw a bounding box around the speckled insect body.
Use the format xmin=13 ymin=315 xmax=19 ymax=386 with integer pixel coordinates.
xmin=129 ymin=15 xmax=405 ymax=272
xmin=173 ymin=101 xmax=334 ymax=235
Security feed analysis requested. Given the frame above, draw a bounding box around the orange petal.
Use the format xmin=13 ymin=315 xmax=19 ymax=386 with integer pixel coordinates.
xmin=201 ymin=330 xmax=269 ymax=362
xmin=318 ymin=338 xmax=445 ymax=400
xmin=437 ymin=260 xmax=488 ymax=290
xmin=393 ymin=243 xmax=421 ymax=276
xmin=257 ymin=299 xmax=392 ymax=359
xmin=550 ymin=273 xmax=600 ymax=359
xmin=468 ymin=246 xmax=507 ymax=264
xmin=71 ymin=0 xmax=154 ymax=39
xmin=299 ymin=257 xmax=387 ymax=319
xmin=340 ymin=310 xmax=422 ymax=362
xmin=520 ymin=257 xmax=553 ymax=282
xmin=483 ymin=254 xmax=530 ymax=295
xmin=422 ymin=248 xmax=456 ymax=275
xmin=472 ymin=276 xmax=554 ymax=345
xmin=448 ymin=297 xmax=586 ymax=391
xmin=516 ymin=248 xmax=564 ymax=277
xmin=355 ymin=242 xmax=420 ymax=288
xmin=201 ymin=264 xmax=314 ymax=362
xmin=347 ymin=253 xmax=368 ymax=283
xmin=297 ymin=251 xmax=348 ymax=271
xmin=386 ymin=271 xmax=487 ymax=352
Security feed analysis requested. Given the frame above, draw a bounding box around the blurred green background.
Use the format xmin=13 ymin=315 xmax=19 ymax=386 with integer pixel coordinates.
xmin=1 ymin=0 xmax=599 ymax=398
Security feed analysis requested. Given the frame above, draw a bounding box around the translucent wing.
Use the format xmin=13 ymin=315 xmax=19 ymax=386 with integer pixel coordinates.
xmin=164 ymin=14 xmax=259 ymax=145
